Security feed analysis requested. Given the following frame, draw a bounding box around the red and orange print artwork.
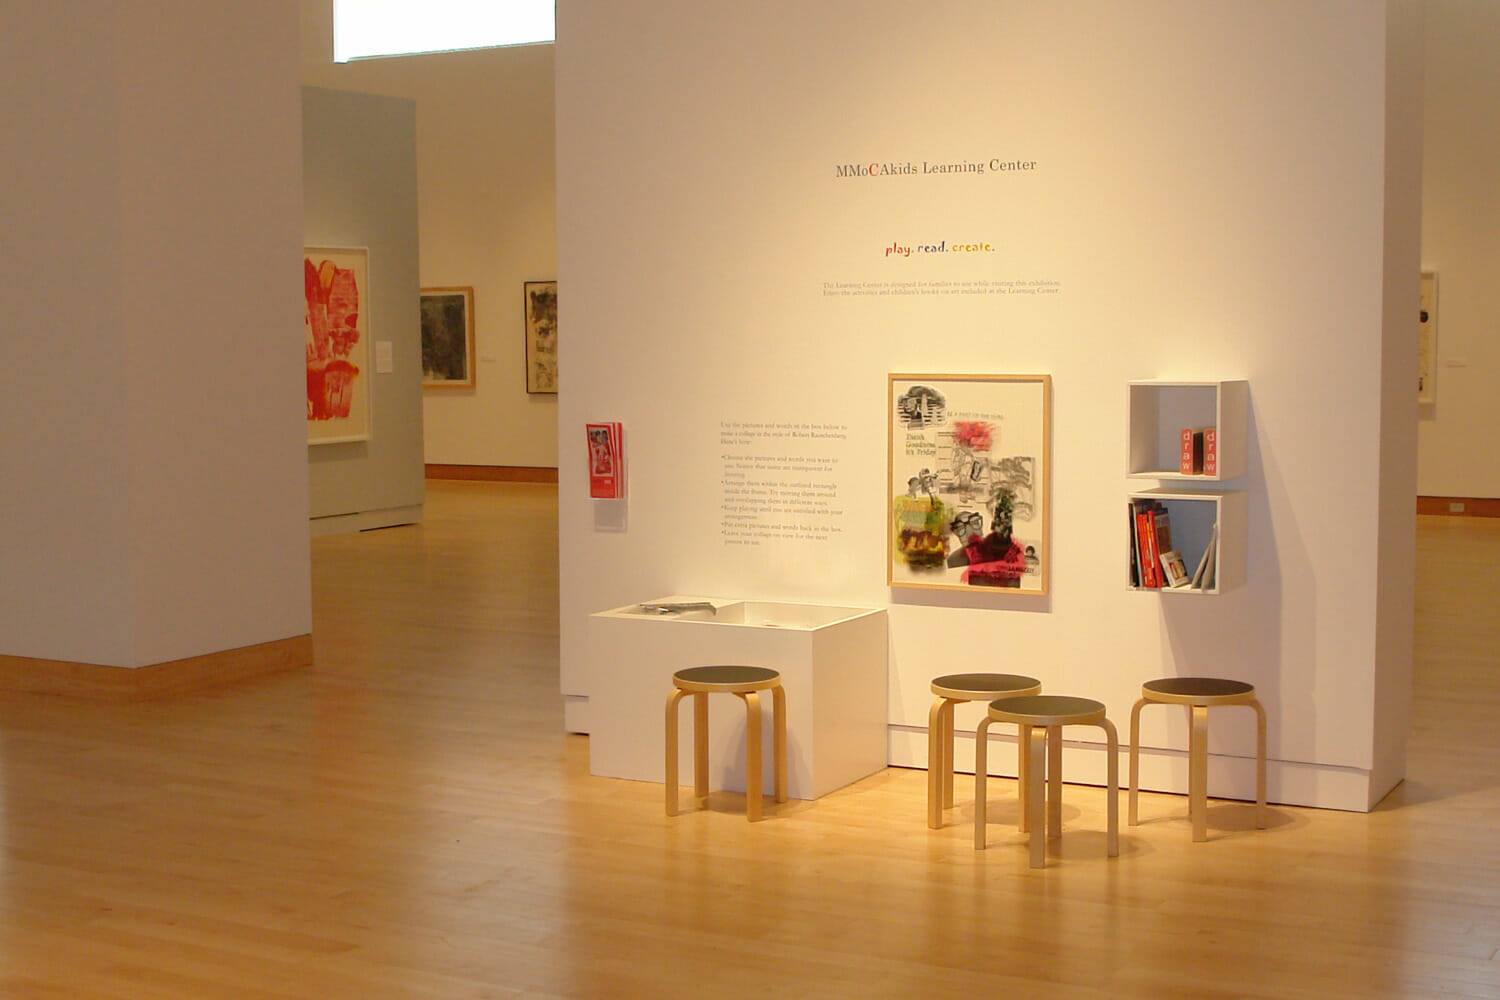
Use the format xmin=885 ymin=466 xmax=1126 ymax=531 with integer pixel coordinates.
xmin=305 ymin=256 xmax=362 ymax=421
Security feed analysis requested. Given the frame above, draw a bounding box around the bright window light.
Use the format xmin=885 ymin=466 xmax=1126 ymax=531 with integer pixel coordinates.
xmin=333 ymin=1 xmax=554 ymax=62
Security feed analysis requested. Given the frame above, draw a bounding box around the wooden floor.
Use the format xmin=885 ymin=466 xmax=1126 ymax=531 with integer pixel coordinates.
xmin=2 ymin=481 xmax=1498 ymax=999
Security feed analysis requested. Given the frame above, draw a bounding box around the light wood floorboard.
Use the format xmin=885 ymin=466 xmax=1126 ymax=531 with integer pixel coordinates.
xmin=0 ymin=485 xmax=1497 ymax=998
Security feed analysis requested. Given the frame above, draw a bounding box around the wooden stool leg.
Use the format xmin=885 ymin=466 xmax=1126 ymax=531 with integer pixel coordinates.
xmin=1251 ymin=697 xmax=1268 ymax=829
xmin=743 ymin=691 xmax=763 ymax=821
xmin=1017 ymin=723 xmax=1032 ymax=832
xmin=1101 ymin=717 xmax=1120 ymax=858
xmin=940 ymin=700 xmax=957 ymax=809
xmin=1190 ymin=704 xmax=1208 ymax=842
xmin=665 ymin=688 xmax=686 ymax=816
xmin=693 ymin=692 xmax=710 ymax=802
xmin=927 ymin=696 xmax=946 ymax=829
xmin=1046 ymin=725 xmax=1063 ymax=841
xmin=1128 ymin=697 xmax=1146 ymax=826
xmin=1028 ymin=725 xmax=1048 ymax=868
xmin=973 ymin=716 xmax=993 ymax=849
xmin=771 ymin=684 xmax=787 ymax=804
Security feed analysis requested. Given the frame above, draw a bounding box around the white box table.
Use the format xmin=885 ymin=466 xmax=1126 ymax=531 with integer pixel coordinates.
xmin=588 ymin=596 xmax=889 ymax=800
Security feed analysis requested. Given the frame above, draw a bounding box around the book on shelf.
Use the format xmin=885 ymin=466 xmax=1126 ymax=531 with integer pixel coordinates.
xmin=1128 ymin=503 xmax=1141 ymax=587
xmin=1159 ymin=549 xmax=1191 ymax=588
xmin=1179 ymin=426 xmax=1216 ymax=475
xmin=1189 ymin=521 xmax=1219 ymax=590
xmin=1132 ymin=499 xmax=1161 ymax=588
xmin=1134 ymin=510 xmax=1151 ymax=587
xmin=1179 ymin=427 xmax=1203 ymax=475
xmin=1151 ymin=500 xmax=1173 ymax=554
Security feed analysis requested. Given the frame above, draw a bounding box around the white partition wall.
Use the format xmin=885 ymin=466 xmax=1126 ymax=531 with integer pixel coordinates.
xmin=1419 ymin=2 xmax=1500 ymax=498
xmin=0 ymin=2 xmax=312 ymax=673
xmin=303 ymin=86 xmax=427 ymax=534
xmin=556 ymin=0 xmax=1423 ymax=811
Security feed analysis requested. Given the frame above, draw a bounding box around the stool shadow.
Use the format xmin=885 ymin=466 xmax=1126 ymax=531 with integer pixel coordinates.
xmin=1130 ymin=799 xmax=1304 ymax=834
xmin=961 ymin=791 xmax=1040 ymax=831
xmin=1049 ymin=830 xmax=1143 ymax=861
xmin=691 ymin=790 xmax=808 ymax=819
xmin=967 ymin=826 xmax=1147 ymax=863
xmin=965 ymin=798 xmax=1104 ymax=842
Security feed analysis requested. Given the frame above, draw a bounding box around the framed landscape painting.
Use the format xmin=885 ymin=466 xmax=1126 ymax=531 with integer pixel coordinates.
xmin=888 ymin=373 xmax=1051 ymax=594
xmin=421 ymin=286 xmax=476 ymax=389
xmin=305 ymin=247 xmax=371 ymax=444
xmin=525 ymin=279 xmax=557 ymax=394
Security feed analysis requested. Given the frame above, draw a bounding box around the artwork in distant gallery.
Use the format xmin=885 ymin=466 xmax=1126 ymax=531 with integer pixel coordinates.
xmin=421 ymin=286 xmax=476 ymax=388
xmin=525 ymin=279 xmax=558 ymax=394
xmin=888 ymin=374 xmax=1051 ymax=594
xmin=1419 ymin=271 xmax=1437 ymax=404
xmin=305 ymin=247 xmax=371 ymax=444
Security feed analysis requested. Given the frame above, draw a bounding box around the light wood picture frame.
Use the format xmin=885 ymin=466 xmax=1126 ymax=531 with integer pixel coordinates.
xmin=524 ymin=279 xmax=557 ymax=394
xmin=888 ymin=373 xmax=1051 ymax=594
xmin=305 ymin=246 xmax=372 ymax=445
xmin=420 ymin=286 xmax=476 ymax=389
xmin=1419 ymin=270 xmax=1437 ymax=404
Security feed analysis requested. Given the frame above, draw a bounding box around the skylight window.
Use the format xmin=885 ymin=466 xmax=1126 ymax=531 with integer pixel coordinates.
xmin=333 ymin=1 xmax=554 ymax=62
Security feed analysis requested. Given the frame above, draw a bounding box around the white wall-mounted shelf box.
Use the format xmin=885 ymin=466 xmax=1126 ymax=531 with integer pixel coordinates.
xmin=1128 ymin=380 xmax=1248 ymax=481
xmin=1128 ymin=488 xmax=1246 ymax=595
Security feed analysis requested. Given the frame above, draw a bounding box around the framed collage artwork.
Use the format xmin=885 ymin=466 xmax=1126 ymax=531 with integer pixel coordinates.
xmin=888 ymin=373 xmax=1051 ymax=594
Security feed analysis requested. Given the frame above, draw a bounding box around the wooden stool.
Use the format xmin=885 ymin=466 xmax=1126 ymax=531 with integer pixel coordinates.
xmin=927 ymin=672 xmax=1041 ymax=829
xmin=665 ymin=665 xmax=787 ymax=821
xmin=1128 ymin=677 xmax=1267 ymax=842
xmin=975 ymin=695 xmax=1119 ymax=868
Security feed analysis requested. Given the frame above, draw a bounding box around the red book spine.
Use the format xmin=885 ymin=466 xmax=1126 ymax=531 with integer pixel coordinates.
xmin=1145 ymin=510 xmax=1162 ymax=586
xmin=1203 ymin=427 xmax=1218 ymax=477
xmin=1134 ymin=515 xmax=1146 ymax=587
xmin=1135 ymin=510 xmax=1159 ymax=587
xmin=1179 ymin=427 xmax=1195 ymax=475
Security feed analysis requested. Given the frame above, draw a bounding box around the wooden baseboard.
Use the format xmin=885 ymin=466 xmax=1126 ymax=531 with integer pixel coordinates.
xmin=426 ymin=464 xmax=558 ymax=483
xmin=1417 ymin=496 xmax=1500 ymax=517
xmin=0 ymin=634 xmax=313 ymax=701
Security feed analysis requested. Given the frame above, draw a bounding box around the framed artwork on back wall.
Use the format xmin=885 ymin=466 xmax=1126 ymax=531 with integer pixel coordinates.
xmin=420 ymin=286 xmax=476 ymax=389
xmin=525 ymin=279 xmax=557 ymax=394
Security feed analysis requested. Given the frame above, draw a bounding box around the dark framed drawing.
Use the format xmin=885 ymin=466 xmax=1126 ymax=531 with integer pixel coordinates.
xmin=420 ymin=286 xmax=476 ymax=389
xmin=525 ymin=279 xmax=557 ymax=394
xmin=888 ymin=373 xmax=1051 ymax=594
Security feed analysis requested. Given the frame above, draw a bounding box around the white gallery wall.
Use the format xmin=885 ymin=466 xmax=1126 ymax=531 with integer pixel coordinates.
xmin=303 ymin=86 xmax=427 ymax=532
xmin=1418 ymin=0 xmax=1500 ymax=497
xmin=0 ymin=2 xmax=312 ymax=668
xmin=557 ymin=0 xmax=1422 ymax=811
xmin=301 ymin=4 xmax=559 ymax=470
